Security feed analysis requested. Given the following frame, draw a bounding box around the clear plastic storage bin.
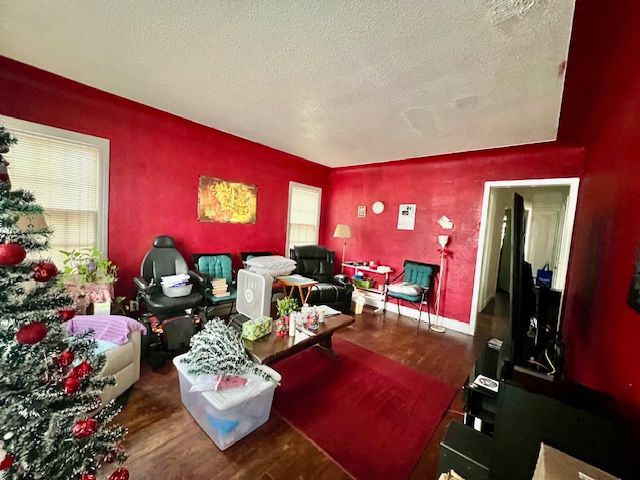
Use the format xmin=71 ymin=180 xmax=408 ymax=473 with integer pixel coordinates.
xmin=173 ymin=354 xmax=280 ymax=450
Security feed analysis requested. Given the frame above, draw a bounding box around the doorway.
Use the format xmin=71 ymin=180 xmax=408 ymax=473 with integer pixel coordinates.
xmin=469 ymin=178 xmax=580 ymax=336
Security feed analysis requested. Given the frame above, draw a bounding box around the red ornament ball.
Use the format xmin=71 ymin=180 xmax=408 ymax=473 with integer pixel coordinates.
xmin=63 ymin=376 xmax=81 ymax=395
xmin=33 ymin=261 xmax=58 ymax=282
xmin=16 ymin=322 xmax=48 ymax=345
xmin=0 ymin=453 xmax=13 ymax=471
xmin=71 ymin=361 xmax=93 ymax=380
xmin=58 ymin=308 xmax=76 ymax=322
xmin=72 ymin=418 xmax=97 ymax=439
xmin=80 ymin=474 xmax=97 ymax=480
xmin=0 ymin=243 xmax=26 ymax=266
xmin=108 ymin=468 xmax=130 ymax=480
xmin=57 ymin=350 xmax=75 ymax=367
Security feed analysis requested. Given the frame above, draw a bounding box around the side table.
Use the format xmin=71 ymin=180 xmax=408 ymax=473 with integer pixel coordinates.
xmin=277 ymin=275 xmax=318 ymax=304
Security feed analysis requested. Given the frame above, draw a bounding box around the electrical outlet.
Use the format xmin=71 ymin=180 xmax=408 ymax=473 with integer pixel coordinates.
xmin=129 ymin=300 xmax=139 ymax=312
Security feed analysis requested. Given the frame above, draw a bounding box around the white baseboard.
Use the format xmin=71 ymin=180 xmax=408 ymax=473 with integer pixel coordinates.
xmin=355 ymin=295 xmax=473 ymax=335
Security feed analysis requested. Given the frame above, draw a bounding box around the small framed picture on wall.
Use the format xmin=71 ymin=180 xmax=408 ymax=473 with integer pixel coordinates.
xmin=358 ymin=205 xmax=366 ymax=218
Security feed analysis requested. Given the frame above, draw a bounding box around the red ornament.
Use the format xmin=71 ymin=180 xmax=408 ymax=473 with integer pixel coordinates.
xmin=108 ymin=468 xmax=130 ymax=480
xmin=72 ymin=418 xmax=97 ymax=438
xmin=33 ymin=261 xmax=58 ymax=282
xmin=58 ymin=308 xmax=76 ymax=322
xmin=57 ymin=350 xmax=75 ymax=367
xmin=63 ymin=376 xmax=81 ymax=395
xmin=71 ymin=361 xmax=93 ymax=380
xmin=0 ymin=453 xmax=13 ymax=471
xmin=0 ymin=243 xmax=26 ymax=266
xmin=102 ymin=451 xmax=116 ymax=464
xmin=16 ymin=322 xmax=48 ymax=345
xmin=80 ymin=474 xmax=97 ymax=480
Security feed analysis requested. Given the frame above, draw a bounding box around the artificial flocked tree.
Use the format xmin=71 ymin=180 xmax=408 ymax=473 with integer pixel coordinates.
xmin=181 ymin=318 xmax=272 ymax=381
xmin=0 ymin=125 xmax=130 ymax=480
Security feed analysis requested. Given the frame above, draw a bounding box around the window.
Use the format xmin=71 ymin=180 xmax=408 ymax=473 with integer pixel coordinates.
xmin=3 ymin=116 xmax=109 ymax=266
xmin=286 ymin=182 xmax=322 ymax=255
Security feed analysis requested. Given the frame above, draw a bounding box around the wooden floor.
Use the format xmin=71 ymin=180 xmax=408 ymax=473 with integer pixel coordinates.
xmin=118 ymin=306 xmax=508 ymax=479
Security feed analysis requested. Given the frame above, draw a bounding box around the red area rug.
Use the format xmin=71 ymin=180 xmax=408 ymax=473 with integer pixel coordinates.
xmin=272 ymin=338 xmax=456 ymax=480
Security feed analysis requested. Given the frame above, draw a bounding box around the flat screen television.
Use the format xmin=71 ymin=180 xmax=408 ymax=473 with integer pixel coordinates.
xmin=498 ymin=193 xmax=537 ymax=375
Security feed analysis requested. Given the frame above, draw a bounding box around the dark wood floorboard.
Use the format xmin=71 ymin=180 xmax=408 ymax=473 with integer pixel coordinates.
xmin=118 ymin=305 xmax=508 ymax=479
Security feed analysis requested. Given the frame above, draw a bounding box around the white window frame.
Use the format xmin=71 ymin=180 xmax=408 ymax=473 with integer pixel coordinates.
xmin=1 ymin=115 xmax=110 ymax=256
xmin=285 ymin=181 xmax=322 ymax=256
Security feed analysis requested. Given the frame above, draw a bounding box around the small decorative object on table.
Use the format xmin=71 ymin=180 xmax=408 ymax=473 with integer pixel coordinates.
xmin=274 ymin=318 xmax=289 ymax=337
xmin=276 ymin=297 xmax=299 ymax=336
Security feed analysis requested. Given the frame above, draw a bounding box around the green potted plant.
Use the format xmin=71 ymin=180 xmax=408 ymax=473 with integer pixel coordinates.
xmin=276 ymin=297 xmax=299 ymax=319
xmin=275 ymin=297 xmax=300 ymax=337
xmin=59 ymin=247 xmax=118 ymax=313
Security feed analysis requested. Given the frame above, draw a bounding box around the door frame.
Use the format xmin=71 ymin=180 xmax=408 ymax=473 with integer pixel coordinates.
xmin=469 ymin=177 xmax=580 ymax=336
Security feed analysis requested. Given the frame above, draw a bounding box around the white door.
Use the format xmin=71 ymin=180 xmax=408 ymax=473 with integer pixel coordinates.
xmin=526 ymin=209 xmax=560 ymax=279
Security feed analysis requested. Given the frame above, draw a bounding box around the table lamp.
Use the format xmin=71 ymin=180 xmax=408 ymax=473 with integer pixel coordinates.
xmin=333 ymin=224 xmax=351 ymax=272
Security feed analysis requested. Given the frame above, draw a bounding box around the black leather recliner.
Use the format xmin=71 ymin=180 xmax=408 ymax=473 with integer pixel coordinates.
xmin=289 ymin=245 xmax=354 ymax=314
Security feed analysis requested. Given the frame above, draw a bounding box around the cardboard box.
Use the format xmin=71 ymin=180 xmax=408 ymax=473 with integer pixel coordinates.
xmin=533 ymin=444 xmax=620 ymax=480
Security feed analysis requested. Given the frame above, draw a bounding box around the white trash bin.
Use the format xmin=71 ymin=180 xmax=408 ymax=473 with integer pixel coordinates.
xmin=173 ymin=354 xmax=281 ymax=450
xmin=354 ymin=294 xmax=366 ymax=314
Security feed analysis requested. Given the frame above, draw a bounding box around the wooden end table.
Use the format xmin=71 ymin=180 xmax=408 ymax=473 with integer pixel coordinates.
xmin=243 ymin=313 xmax=355 ymax=365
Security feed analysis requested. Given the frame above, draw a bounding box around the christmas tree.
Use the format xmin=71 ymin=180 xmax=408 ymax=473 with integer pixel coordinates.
xmin=0 ymin=125 xmax=130 ymax=480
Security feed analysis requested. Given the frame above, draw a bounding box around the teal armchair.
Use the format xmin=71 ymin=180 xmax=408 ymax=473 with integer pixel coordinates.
xmin=192 ymin=253 xmax=237 ymax=318
xmin=387 ymin=260 xmax=439 ymax=334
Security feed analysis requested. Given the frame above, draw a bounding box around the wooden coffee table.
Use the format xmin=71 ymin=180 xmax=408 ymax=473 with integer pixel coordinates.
xmin=243 ymin=313 xmax=354 ymax=365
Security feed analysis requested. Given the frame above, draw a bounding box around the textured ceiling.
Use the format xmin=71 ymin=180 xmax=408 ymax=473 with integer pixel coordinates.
xmin=0 ymin=1 xmax=575 ymax=167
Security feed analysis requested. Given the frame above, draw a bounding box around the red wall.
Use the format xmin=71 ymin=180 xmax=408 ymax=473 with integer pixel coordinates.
xmin=559 ymin=1 xmax=640 ymax=411
xmin=323 ymin=144 xmax=584 ymax=324
xmin=0 ymin=56 xmax=330 ymax=296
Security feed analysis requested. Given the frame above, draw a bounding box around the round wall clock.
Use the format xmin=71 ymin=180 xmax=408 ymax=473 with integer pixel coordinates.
xmin=372 ymin=201 xmax=385 ymax=214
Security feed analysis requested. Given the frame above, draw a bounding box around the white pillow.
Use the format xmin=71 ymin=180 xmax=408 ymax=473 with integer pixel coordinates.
xmin=388 ymin=282 xmax=422 ymax=296
xmin=246 ymin=255 xmax=296 ymax=271
xmin=248 ymin=266 xmax=296 ymax=277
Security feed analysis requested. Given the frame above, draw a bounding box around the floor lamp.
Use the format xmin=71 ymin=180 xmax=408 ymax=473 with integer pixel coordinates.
xmin=431 ymin=235 xmax=449 ymax=333
xmin=333 ymin=224 xmax=351 ymax=273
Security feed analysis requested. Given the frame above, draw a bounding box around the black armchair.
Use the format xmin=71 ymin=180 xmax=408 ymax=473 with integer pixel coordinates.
xmin=134 ymin=236 xmax=203 ymax=351
xmin=289 ymin=245 xmax=354 ymax=313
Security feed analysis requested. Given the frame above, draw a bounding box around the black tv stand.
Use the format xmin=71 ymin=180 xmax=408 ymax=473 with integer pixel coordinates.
xmin=439 ymin=344 xmax=634 ymax=479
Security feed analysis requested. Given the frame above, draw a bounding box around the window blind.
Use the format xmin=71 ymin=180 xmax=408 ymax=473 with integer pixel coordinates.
xmin=7 ymin=130 xmax=100 ymax=266
xmin=287 ymin=184 xmax=321 ymax=254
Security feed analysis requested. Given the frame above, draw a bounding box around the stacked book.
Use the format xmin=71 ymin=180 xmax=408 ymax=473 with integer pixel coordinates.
xmin=211 ymin=278 xmax=230 ymax=298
